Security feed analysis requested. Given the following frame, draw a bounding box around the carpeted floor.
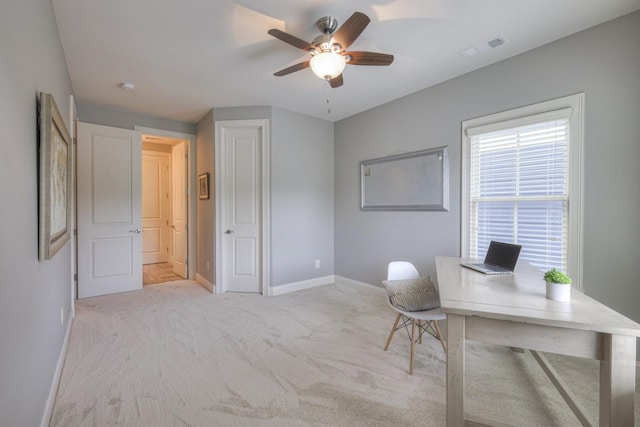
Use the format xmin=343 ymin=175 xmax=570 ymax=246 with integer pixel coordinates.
xmin=49 ymin=281 xmax=639 ymax=426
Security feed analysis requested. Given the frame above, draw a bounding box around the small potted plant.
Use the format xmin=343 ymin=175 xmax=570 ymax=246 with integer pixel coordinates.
xmin=544 ymin=268 xmax=571 ymax=302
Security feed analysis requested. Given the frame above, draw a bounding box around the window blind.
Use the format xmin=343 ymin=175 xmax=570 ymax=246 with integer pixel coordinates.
xmin=468 ymin=116 xmax=570 ymax=272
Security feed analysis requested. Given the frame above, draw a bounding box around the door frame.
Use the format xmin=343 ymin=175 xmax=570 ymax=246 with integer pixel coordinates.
xmin=135 ymin=126 xmax=196 ymax=280
xmin=214 ymin=119 xmax=270 ymax=296
xmin=69 ymin=95 xmax=77 ymax=310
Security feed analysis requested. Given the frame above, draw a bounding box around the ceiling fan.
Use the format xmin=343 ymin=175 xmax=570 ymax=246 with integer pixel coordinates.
xmin=268 ymin=12 xmax=394 ymax=88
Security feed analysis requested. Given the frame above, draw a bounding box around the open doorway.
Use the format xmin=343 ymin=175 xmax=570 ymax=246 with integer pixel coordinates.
xmin=137 ymin=127 xmax=196 ymax=286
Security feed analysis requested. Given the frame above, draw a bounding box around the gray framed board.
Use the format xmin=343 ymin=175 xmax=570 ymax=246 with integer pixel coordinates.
xmin=360 ymin=146 xmax=449 ymax=211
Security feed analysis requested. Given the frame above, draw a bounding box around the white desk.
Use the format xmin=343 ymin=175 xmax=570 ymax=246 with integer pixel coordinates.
xmin=435 ymin=256 xmax=640 ymax=427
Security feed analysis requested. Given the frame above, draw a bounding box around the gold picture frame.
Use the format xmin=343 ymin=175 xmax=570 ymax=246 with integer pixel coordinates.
xmin=39 ymin=92 xmax=72 ymax=260
xmin=198 ymin=172 xmax=209 ymax=200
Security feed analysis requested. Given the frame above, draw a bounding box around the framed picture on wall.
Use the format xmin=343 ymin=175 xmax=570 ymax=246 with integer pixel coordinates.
xmin=38 ymin=92 xmax=72 ymax=260
xmin=199 ymin=172 xmax=209 ymax=200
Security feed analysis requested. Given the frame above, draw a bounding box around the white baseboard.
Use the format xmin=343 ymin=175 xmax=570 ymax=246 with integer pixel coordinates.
xmin=196 ymin=273 xmax=214 ymax=293
xmin=271 ymin=275 xmax=335 ymax=296
xmin=40 ymin=315 xmax=73 ymax=427
xmin=334 ymin=275 xmax=384 ymax=292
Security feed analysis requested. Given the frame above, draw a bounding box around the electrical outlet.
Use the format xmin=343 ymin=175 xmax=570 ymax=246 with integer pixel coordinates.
xmin=60 ymin=307 xmax=64 ymax=325
xmin=315 ymin=259 xmax=320 ymax=269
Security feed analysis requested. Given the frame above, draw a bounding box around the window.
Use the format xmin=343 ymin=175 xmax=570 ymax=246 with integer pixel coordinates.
xmin=462 ymin=94 xmax=584 ymax=287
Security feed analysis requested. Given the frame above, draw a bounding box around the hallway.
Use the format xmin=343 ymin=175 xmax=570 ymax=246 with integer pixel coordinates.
xmin=143 ymin=262 xmax=182 ymax=286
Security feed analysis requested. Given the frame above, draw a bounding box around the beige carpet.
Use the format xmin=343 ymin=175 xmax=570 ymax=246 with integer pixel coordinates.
xmin=50 ymin=281 xmax=639 ymax=426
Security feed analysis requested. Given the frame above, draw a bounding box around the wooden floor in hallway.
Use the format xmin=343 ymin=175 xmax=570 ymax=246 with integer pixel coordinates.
xmin=143 ymin=262 xmax=183 ymax=286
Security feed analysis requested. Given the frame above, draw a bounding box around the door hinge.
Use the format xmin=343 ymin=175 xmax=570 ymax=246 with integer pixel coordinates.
xmin=73 ymin=229 xmax=77 ymax=236
xmin=73 ymin=274 xmax=78 ymax=281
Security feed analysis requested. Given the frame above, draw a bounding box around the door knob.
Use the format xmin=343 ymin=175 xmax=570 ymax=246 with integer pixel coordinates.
xmin=129 ymin=228 xmax=142 ymax=234
xmin=225 ymin=229 xmax=234 ymax=234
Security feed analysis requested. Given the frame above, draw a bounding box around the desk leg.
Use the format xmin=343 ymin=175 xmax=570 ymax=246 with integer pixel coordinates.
xmin=599 ymin=334 xmax=636 ymax=426
xmin=447 ymin=314 xmax=465 ymax=426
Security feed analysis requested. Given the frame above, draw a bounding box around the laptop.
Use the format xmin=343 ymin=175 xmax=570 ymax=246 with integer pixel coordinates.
xmin=461 ymin=241 xmax=522 ymax=275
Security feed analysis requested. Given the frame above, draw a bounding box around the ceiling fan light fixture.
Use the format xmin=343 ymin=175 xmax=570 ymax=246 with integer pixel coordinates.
xmin=269 ymin=12 xmax=391 ymax=88
xmin=310 ymin=51 xmax=346 ymax=80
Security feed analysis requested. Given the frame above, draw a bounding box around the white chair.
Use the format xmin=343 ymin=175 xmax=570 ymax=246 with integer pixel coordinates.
xmin=383 ymin=261 xmax=447 ymax=374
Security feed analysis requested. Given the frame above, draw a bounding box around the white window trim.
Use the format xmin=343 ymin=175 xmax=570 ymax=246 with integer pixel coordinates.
xmin=461 ymin=93 xmax=584 ymax=290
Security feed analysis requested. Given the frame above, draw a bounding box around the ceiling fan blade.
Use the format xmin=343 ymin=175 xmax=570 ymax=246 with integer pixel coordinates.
xmin=268 ymin=29 xmax=313 ymax=51
xmin=346 ymin=51 xmax=394 ymax=66
xmin=273 ymin=61 xmax=310 ymax=76
xmin=332 ymin=12 xmax=370 ymax=50
xmin=329 ymin=74 xmax=343 ymax=88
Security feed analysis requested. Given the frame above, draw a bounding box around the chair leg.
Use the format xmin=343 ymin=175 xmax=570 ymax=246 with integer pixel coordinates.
xmin=418 ymin=320 xmax=423 ymax=344
xmin=433 ymin=320 xmax=447 ymax=354
xmin=410 ymin=319 xmax=416 ymax=375
xmin=384 ymin=313 xmax=402 ymax=351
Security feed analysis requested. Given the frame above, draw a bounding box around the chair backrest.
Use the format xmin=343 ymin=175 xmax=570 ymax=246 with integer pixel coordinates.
xmin=387 ymin=261 xmax=420 ymax=280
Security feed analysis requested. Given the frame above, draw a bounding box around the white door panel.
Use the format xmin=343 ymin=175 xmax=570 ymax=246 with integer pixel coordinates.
xmin=142 ymin=152 xmax=170 ymax=264
xmin=92 ymin=237 xmax=133 ymax=277
xmin=233 ymin=238 xmax=256 ymax=274
xmin=77 ymin=122 xmax=142 ymax=298
xmin=224 ymin=128 xmax=261 ymax=293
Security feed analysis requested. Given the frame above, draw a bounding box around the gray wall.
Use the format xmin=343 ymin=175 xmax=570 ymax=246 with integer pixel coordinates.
xmin=213 ymin=106 xmax=272 ymax=122
xmin=84 ymin=99 xmax=335 ymax=291
xmin=271 ymin=107 xmax=334 ymax=286
xmin=77 ymin=102 xmax=196 ymax=134
xmin=197 ymin=106 xmax=334 ymax=289
xmin=0 ymin=0 xmax=74 ymax=425
xmin=196 ymin=109 xmax=215 ymax=284
xmin=335 ymin=12 xmax=640 ymax=331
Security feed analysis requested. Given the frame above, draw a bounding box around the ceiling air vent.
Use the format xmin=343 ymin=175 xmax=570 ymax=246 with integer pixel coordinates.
xmin=460 ymin=35 xmax=507 ymax=57
xmin=487 ymin=37 xmax=505 ymax=48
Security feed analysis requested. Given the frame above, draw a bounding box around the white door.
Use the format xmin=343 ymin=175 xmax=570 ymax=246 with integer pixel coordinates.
xmin=223 ymin=127 xmax=261 ymax=293
xmin=171 ymin=141 xmax=187 ymax=278
xmin=77 ymin=122 xmax=142 ymax=298
xmin=142 ymin=151 xmax=170 ymax=264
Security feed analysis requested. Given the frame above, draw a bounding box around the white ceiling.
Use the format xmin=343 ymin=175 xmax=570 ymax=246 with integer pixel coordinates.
xmin=52 ymin=0 xmax=640 ymax=123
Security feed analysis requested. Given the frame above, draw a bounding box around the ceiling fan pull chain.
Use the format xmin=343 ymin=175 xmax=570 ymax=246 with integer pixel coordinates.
xmin=323 ymin=84 xmax=332 ymax=115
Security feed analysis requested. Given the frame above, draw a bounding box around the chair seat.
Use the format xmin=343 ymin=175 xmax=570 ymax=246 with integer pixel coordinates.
xmin=386 ymin=297 xmax=446 ymax=321
xmin=383 ymin=261 xmax=448 ymax=374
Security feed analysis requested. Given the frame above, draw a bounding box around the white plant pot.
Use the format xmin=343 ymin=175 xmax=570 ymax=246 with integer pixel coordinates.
xmin=546 ymin=281 xmax=571 ymax=302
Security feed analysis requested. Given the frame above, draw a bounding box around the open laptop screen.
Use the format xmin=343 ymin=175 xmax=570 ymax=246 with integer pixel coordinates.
xmin=484 ymin=241 xmax=521 ymax=270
